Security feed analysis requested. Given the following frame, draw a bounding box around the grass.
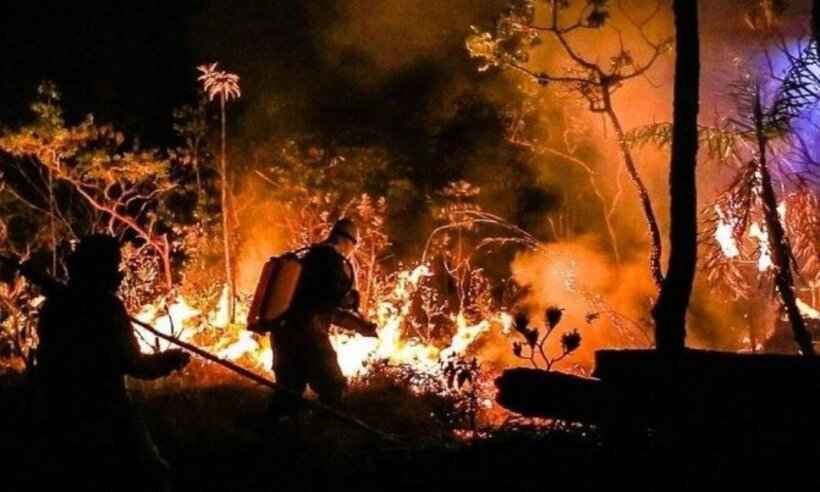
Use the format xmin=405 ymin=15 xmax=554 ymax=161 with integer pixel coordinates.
xmin=4 ymin=367 xmax=820 ymax=490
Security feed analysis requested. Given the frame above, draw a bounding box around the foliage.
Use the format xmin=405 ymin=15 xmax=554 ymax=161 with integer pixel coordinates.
xmin=623 ymin=122 xmax=741 ymax=164
xmin=355 ymin=356 xmax=493 ymax=434
xmin=0 ymin=84 xmax=214 ymax=368
xmin=0 ymin=277 xmax=39 ymax=372
xmin=467 ymin=0 xmax=672 ymax=112
xmin=169 ymin=93 xmax=213 ymax=196
xmin=197 ymin=63 xmax=241 ymax=102
xmin=251 ymin=140 xmax=394 ymax=310
xmin=511 ymin=306 xmax=583 ymax=370
xmin=467 ymin=0 xmax=671 ymax=287
xmin=0 ymin=83 xmax=183 ymax=289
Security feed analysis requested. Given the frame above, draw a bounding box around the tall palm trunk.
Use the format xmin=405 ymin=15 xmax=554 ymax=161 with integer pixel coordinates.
xmin=193 ymin=138 xmax=203 ymax=198
xmin=220 ymin=95 xmax=236 ymax=323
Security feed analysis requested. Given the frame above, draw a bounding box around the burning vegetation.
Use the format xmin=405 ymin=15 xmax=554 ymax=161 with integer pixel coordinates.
xmin=2 ymin=0 xmax=819 ymax=395
xmin=1 ymin=2 xmax=820 ymax=487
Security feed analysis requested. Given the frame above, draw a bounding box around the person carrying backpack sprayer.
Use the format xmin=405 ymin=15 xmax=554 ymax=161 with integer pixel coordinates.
xmin=247 ymin=218 xmax=378 ymax=423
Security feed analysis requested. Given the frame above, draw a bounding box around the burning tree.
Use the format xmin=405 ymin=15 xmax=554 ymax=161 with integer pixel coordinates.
xmin=701 ymin=82 xmax=819 ymax=355
xmin=198 ymin=62 xmax=241 ymax=323
xmin=631 ymin=40 xmax=820 ymax=355
xmin=467 ymin=0 xmax=673 ymax=287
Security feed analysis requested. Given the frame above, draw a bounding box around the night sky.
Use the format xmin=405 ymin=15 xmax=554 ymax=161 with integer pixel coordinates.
xmin=1 ymin=1 xmax=512 ymax=150
xmin=1 ymin=2 xmax=196 ymax=143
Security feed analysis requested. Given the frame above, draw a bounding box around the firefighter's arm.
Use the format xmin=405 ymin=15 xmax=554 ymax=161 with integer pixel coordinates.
xmin=126 ymin=349 xmax=190 ymax=380
xmin=332 ymin=308 xmax=378 ymax=337
xmin=116 ymin=304 xmax=190 ymax=379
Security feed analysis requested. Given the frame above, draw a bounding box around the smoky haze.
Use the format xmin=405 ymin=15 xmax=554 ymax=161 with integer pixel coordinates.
xmin=187 ymin=0 xmax=813 ymax=360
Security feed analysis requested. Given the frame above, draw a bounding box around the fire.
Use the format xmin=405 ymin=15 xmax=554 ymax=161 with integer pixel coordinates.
xmin=441 ymin=313 xmax=490 ymax=359
xmin=715 ymin=202 xmax=788 ymax=273
xmin=797 ymin=298 xmax=820 ymax=321
xmin=331 ymin=265 xmax=498 ymax=380
xmin=714 ymin=205 xmax=740 ymax=258
xmin=134 ymin=296 xmax=200 ymax=352
xmin=748 ymin=222 xmax=774 ymax=272
xmin=134 ymin=263 xmax=502 ymax=387
xmin=712 ymin=200 xmax=820 ymax=329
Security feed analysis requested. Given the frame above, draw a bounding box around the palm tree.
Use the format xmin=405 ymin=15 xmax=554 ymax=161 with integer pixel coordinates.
xmin=751 ymin=86 xmax=814 ymax=355
xmin=198 ymin=62 xmax=241 ymax=322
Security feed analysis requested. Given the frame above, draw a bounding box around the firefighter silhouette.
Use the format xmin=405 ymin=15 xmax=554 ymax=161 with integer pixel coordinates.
xmin=265 ymin=218 xmax=377 ymax=420
xmin=33 ymin=235 xmax=190 ymax=490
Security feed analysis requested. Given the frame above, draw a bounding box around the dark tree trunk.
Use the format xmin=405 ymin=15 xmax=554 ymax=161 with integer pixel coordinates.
xmin=753 ymin=91 xmax=815 ymax=356
xmin=651 ymin=0 xmax=700 ymax=354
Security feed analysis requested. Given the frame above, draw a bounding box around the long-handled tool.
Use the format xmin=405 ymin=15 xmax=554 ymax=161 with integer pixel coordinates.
xmin=130 ymin=316 xmax=401 ymax=443
xmin=0 ymin=255 xmax=400 ymax=443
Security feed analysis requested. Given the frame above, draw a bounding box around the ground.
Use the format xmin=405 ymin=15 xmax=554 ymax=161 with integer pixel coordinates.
xmin=2 ymin=369 xmax=819 ymax=490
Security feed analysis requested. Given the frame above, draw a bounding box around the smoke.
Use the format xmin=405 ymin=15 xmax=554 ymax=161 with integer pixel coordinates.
xmin=187 ymin=0 xmax=813 ymax=357
xmin=190 ymin=0 xmax=557 ymax=258
xmin=321 ymin=0 xmax=508 ymax=79
xmin=501 ymin=0 xmax=812 ymax=353
xmin=233 ymin=188 xmax=291 ymax=292
xmin=508 ymin=237 xmax=655 ymax=367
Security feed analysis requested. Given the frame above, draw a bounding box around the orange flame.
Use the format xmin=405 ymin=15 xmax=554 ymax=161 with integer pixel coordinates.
xmin=134 ymin=264 xmax=501 ymax=387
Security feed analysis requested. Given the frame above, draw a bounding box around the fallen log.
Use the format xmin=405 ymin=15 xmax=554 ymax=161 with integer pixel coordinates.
xmin=594 ymin=348 xmax=820 ymax=434
xmin=495 ymin=368 xmax=607 ymax=423
xmin=496 ymin=350 xmax=820 ymax=450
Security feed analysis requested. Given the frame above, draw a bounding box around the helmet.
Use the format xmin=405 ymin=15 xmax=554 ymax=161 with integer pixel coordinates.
xmin=329 ymin=218 xmax=358 ymax=244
